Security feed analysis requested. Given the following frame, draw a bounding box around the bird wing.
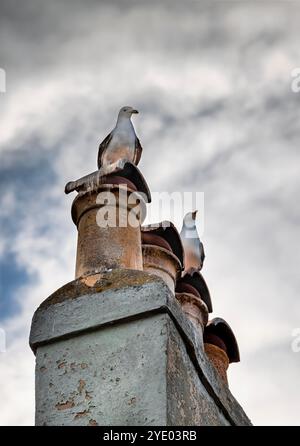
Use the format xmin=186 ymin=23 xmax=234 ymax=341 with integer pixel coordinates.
xmin=134 ymin=136 xmax=143 ymax=166
xmin=97 ymin=131 xmax=113 ymax=169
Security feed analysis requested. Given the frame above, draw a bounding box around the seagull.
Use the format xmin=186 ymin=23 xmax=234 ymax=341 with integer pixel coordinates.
xmin=97 ymin=106 xmax=143 ymax=169
xmin=180 ymin=211 xmax=205 ymax=271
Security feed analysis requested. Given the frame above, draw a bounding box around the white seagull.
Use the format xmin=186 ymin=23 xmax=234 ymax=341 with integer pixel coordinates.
xmin=97 ymin=106 xmax=142 ymax=169
xmin=180 ymin=211 xmax=205 ymax=271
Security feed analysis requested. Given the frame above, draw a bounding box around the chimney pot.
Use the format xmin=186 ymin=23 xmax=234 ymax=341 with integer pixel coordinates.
xmin=176 ymin=268 xmax=213 ymax=313
xmin=142 ymin=222 xmax=184 ymax=293
xmin=175 ymin=292 xmax=208 ymax=334
xmin=204 ymin=318 xmax=240 ymax=386
xmin=67 ymin=161 xmax=151 ymax=278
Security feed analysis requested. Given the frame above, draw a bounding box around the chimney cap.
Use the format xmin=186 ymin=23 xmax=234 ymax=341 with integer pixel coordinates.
xmin=142 ymin=221 xmax=184 ymax=268
xmin=65 ymin=159 xmax=151 ymax=203
xmin=176 ymin=267 xmax=213 ymax=313
xmin=204 ymin=317 xmax=240 ymax=363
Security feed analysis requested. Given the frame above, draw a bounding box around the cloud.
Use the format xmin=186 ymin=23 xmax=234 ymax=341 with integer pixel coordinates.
xmin=0 ymin=0 xmax=300 ymax=425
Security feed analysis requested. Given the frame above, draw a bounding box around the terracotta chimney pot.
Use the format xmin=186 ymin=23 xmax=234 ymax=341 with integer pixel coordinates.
xmin=142 ymin=245 xmax=182 ymax=292
xmin=175 ymin=292 xmax=208 ymax=334
xmin=67 ymin=160 xmax=151 ymax=278
xmin=176 ymin=268 xmax=213 ymax=313
xmin=141 ymin=222 xmax=184 ymax=293
xmin=204 ymin=343 xmax=229 ymax=385
xmin=175 ymin=267 xmax=212 ymax=335
xmin=203 ymin=318 xmax=240 ymax=387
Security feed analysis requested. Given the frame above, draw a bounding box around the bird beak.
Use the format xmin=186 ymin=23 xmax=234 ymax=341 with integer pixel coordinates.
xmin=131 ymin=109 xmax=139 ymax=114
xmin=192 ymin=210 xmax=198 ymax=220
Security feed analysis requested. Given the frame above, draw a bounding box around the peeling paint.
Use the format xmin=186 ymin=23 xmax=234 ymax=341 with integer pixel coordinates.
xmin=55 ymin=400 xmax=75 ymax=411
xmin=85 ymin=391 xmax=92 ymax=401
xmin=78 ymin=379 xmax=86 ymax=395
xmin=128 ymin=397 xmax=136 ymax=406
xmin=57 ymin=361 xmax=67 ymax=369
xmin=88 ymin=419 xmax=98 ymax=426
xmin=74 ymin=410 xmax=89 ymax=419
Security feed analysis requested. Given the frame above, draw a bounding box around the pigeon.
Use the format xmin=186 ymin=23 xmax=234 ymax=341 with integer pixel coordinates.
xmin=180 ymin=210 xmax=205 ymax=271
xmin=97 ymin=106 xmax=142 ymax=169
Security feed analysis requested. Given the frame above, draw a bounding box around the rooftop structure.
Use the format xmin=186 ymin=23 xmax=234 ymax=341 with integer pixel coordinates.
xmin=30 ymin=107 xmax=251 ymax=426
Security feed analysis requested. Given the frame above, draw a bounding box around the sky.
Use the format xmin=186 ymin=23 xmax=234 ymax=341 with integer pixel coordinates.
xmin=0 ymin=0 xmax=300 ymax=426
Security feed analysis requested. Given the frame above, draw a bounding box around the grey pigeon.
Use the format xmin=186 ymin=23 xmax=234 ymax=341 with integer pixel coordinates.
xmin=180 ymin=210 xmax=205 ymax=271
xmin=97 ymin=106 xmax=142 ymax=169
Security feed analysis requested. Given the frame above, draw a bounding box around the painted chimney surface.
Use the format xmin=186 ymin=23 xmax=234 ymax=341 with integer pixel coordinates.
xmin=30 ymin=271 xmax=251 ymax=426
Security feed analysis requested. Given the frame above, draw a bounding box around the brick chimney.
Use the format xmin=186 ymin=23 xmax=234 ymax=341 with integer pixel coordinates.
xmin=30 ymin=153 xmax=251 ymax=426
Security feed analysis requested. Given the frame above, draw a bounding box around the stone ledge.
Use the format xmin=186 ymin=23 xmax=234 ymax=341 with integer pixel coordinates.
xmin=37 ymin=270 xmax=158 ymax=309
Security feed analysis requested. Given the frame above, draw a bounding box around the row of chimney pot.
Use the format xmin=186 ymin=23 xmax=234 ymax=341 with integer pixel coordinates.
xmin=67 ymin=160 xmax=240 ymax=386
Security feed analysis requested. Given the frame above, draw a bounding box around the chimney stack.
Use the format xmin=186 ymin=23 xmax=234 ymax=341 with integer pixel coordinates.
xmin=30 ymin=110 xmax=251 ymax=426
